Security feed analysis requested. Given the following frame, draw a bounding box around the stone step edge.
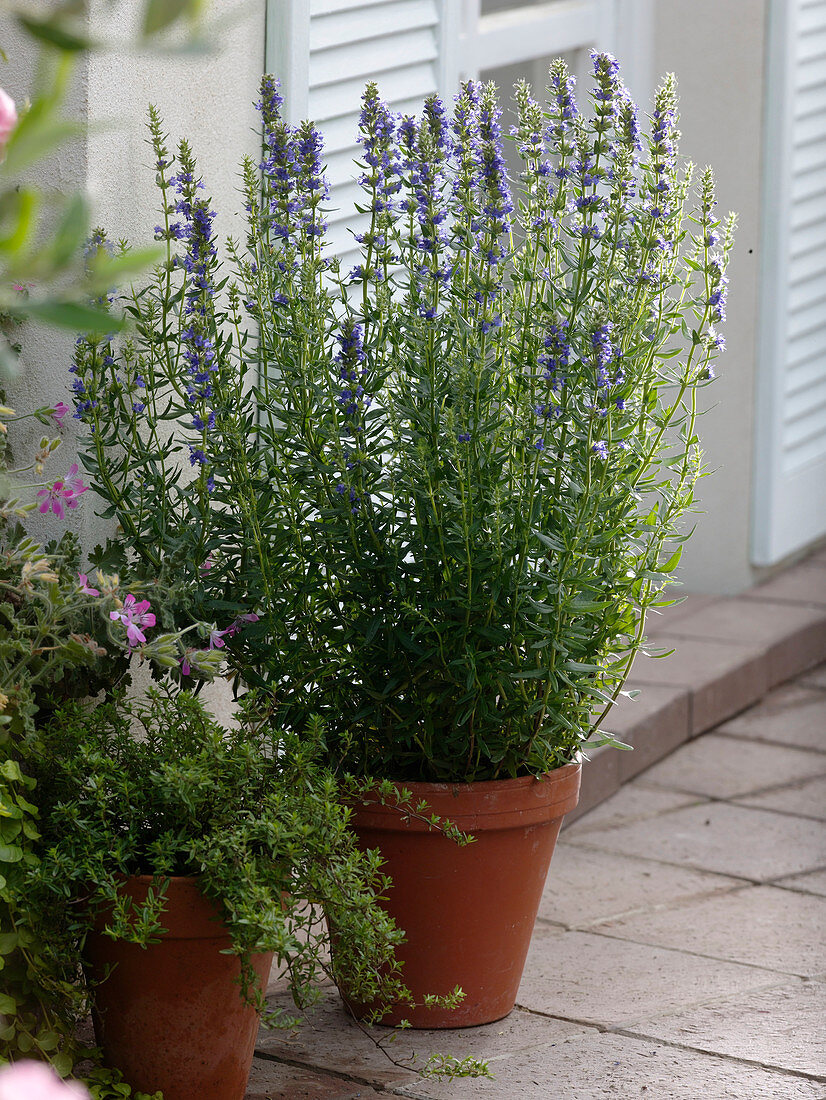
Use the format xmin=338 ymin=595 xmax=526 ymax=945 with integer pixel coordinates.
xmin=564 ymin=588 xmax=826 ymax=827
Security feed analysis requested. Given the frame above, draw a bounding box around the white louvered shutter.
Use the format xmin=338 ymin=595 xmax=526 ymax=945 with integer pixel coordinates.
xmin=267 ymin=1 xmax=454 ymax=267
xmin=754 ymin=0 xmax=826 ymax=564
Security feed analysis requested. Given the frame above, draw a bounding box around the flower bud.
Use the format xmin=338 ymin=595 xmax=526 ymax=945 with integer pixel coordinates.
xmin=0 ymin=88 xmax=18 ymax=150
xmin=142 ymin=633 xmax=181 ymax=669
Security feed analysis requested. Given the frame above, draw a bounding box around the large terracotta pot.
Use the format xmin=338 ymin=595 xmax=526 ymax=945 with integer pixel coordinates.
xmin=84 ymin=875 xmax=273 ymax=1100
xmin=346 ymin=762 xmax=581 ymax=1028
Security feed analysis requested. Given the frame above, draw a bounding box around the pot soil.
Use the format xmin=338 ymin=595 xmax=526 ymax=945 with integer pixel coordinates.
xmin=345 ymin=762 xmax=581 ymax=1028
xmin=84 ymin=875 xmax=272 ymax=1100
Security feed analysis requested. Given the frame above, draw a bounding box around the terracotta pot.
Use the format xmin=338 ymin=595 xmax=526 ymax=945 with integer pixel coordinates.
xmin=84 ymin=875 xmax=272 ymax=1100
xmin=345 ymin=762 xmax=581 ymax=1028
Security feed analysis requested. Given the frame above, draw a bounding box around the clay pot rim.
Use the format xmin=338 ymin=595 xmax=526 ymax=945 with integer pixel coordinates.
xmin=374 ymin=760 xmax=581 ymax=794
xmin=351 ymin=761 xmax=581 ymax=831
xmin=91 ymin=873 xmax=228 ymax=940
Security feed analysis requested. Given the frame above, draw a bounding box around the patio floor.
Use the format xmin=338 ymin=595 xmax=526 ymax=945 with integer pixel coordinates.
xmin=246 ymin=555 xmax=826 ymax=1099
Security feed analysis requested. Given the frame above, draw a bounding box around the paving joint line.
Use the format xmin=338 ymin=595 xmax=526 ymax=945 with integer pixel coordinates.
xmin=560 ymin=836 xmax=769 ymax=883
xmin=575 ymin=922 xmax=819 ymax=979
xmin=535 ymin=882 xmax=755 ymax=933
xmin=609 ymin=1024 xmax=826 ymax=1084
xmin=252 ymin=1046 xmax=412 ymax=1092
xmin=713 ymin=728 xmax=826 ymax=754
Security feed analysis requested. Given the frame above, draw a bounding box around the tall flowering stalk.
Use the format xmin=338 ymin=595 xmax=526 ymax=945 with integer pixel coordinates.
xmin=76 ymin=57 xmax=735 ymax=782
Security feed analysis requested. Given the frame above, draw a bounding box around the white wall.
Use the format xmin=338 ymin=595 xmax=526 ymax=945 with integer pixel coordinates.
xmin=654 ymin=0 xmax=768 ymax=592
xmin=2 ymin=1 xmax=265 ymax=555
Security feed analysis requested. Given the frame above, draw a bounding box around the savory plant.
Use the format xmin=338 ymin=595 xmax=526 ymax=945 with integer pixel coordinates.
xmin=0 ymin=398 xmax=220 ymax=1087
xmin=19 ymin=688 xmax=417 ymax=1030
xmin=73 ymin=53 xmax=734 ymax=782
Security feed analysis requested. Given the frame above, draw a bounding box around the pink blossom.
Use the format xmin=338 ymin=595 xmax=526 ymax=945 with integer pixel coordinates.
xmin=36 ymin=465 xmax=89 ymax=520
xmin=110 ymin=594 xmax=156 ymax=648
xmin=180 ymin=649 xmax=194 ymax=676
xmin=0 ymin=1060 xmax=89 ymax=1099
xmin=224 ymin=611 xmax=260 ymax=638
xmin=52 ymin=402 xmax=70 ymax=427
xmin=77 ymin=572 xmax=100 ymax=596
xmin=0 ymin=89 xmax=18 ymax=151
xmin=65 ymin=464 xmax=88 ymax=495
xmin=200 ymin=556 xmax=215 ymax=574
xmin=207 ymin=626 xmax=228 ymax=650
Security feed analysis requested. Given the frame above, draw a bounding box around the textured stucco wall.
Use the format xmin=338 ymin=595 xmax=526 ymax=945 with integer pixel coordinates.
xmin=3 ymin=1 xmax=265 ymax=554
xmin=654 ymin=0 xmax=767 ymax=593
xmin=1 ymin=13 xmax=93 ymax=547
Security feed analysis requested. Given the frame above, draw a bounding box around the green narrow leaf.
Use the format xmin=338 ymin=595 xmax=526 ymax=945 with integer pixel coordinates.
xmin=2 ymin=118 xmax=85 ymax=175
xmin=46 ymin=192 xmax=89 ymax=269
xmin=659 ymin=545 xmax=683 ymax=573
xmin=0 ymin=187 xmax=38 ymax=254
xmin=16 ymin=14 xmax=92 ymax=52
xmin=23 ymin=300 xmax=124 ymax=334
xmin=142 ymin=0 xmax=193 ymax=36
xmin=88 ymin=245 xmax=164 ymax=291
xmin=0 ymin=931 xmax=18 ymax=953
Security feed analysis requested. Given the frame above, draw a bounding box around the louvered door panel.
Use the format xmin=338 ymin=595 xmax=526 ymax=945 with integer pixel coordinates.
xmin=783 ymin=0 xmax=826 ymax=480
xmin=754 ymin=0 xmax=826 ymax=563
xmin=308 ymin=0 xmax=442 ymax=262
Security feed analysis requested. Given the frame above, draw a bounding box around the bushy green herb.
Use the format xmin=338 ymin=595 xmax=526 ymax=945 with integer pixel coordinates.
xmin=75 ymin=55 xmax=734 ymax=782
xmin=20 ymin=688 xmax=418 ymax=1028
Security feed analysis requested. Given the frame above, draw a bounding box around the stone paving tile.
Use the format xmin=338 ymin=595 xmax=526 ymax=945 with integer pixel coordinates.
xmin=256 ymin=992 xmax=416 ymax=1088
xmin=775 ymin=867 xmax=826 ymax=897
xmin=637 ymin=732 xmax=826 ymax=799
xmin=800 ymin=663 xmax=826 ymax=690
xmin=717 ymin=683 xmax=826 ymax=753
xmin=625 ymin=977 xmax=826 ymax=1078
xmin=735 ymin=774 xmax=826 ymax=820
xmin=564 ymin=800 xmax=826 ymax=881
xmin=563 ymin=781 xmax=703 ymax=835
xmin=516 ymin=927 xmax=774 ymax=1027
xmin=394 ymin=1030 xmax=826 ymax=1099
xmin=630 ymin=635 xmax=768 ymax=734
xmin=255 ymin=989 xmax=582 ymax=1088
xmin=743 ymin=562 xmax=826 ymax=608
xmin=246 ymin=1055 xmax=383 ymax=1099
xmin=538 ymin=843 xmax=741 ymax=929
xmin=601 ymin=884 xmax=826 ymax=977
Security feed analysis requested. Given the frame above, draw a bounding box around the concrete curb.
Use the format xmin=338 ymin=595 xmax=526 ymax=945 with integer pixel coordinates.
xmin=566 ymin=550 xmax=826 ymax=825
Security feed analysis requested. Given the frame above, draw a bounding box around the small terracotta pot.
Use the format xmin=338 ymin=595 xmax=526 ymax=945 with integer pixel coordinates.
xmin=84 ymin=875 xmax=272 ymax=1100
xmin=345 ymin=763 xmax=581 ymax=1028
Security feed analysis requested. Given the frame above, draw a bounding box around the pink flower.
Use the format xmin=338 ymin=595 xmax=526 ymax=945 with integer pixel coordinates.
xmin=224 ymin=611 xmax=259 ymax=638
xmin=0 ymin=89 xmax=18 ymax=151
xmin=0 ymin=1060 xmax=89 ymax=1099
xmin=36 ymin=466 xmax=89 ymax=520
xmin=110 ymin=594 xmax=156 ymax=648
xmin=180 ymin=649 xmax=194 ymax=676
xmin=52 ymin=402 xmax=70 ymax=427
xmin=207 ymin=626 xmax=228 ymax=650
xmin=200 ymin=556 xmax=215 ymax=574
xmin=65 ymin=464 xmax=88 ymax=495
xmin=77 ymin=572 xmax=100 ymax=596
